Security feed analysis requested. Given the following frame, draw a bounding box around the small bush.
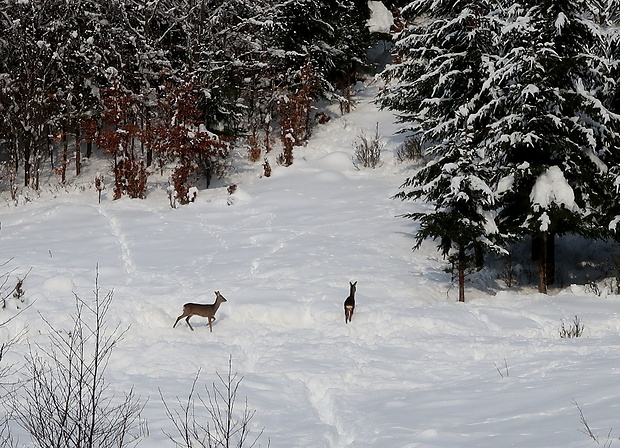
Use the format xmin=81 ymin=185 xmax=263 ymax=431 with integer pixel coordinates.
xmin=1 ymin=266 xmax=29 ymax=310
xmin=167 ymin=182 xmax=177 ymax=209
xmin=575 ymin=399 xmax=615 ymax=447
xmin=247 ymin=136 xmax=262 ymax=163
xmin=12 ymin=270 xmax=144 ymax=447
xmin=396 ymin=135 xmax=423 ymax=163
xmin=585 ymin=281 xmax=602 ymax=297
xmin=498 ymin=253 xmax=521 ymax=288
xmin=494 ymin=358 xmax=509 ymax=378
xmin=263 ymin=158 xmax=272 ymax=178
xmin=559 ymin=315 xmax=584 ymax=338
xmin=94 ymin=173 xmax=106 ymax=204
xmin=353 ymin=123 xmax=383 ymax=169
xmin=160 ymin=357 xmax=265 ymax=448
xmin=227 ymin=184 xmax=237 ymax=206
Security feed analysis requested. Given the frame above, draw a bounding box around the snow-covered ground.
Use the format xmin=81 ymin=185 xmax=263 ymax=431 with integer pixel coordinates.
xmin=2 ymin=82 xmax=620 ymax=447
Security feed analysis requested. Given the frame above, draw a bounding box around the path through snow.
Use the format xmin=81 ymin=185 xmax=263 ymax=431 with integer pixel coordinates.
xmin=1 ymin=84 xmax=620 ymax=447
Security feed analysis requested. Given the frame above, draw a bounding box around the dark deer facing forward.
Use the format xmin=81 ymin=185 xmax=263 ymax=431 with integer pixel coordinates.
xmin=344 ymin=281 xmax=357 ymax=323
xmin=173 ymin=291 xmax=227 ymax=332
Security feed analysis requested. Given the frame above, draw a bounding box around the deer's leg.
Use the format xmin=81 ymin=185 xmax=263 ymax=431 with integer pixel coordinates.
xmin=185 ymin=316 xmax=195 ymax=331
xmin=173 ymin=314 xmax=185 ymax=328
xmin=345 ymin=306 xmax=353 ymax=323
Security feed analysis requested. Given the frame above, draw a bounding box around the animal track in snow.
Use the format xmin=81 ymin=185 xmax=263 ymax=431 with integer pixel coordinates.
xmin=287 ymin=372 xmax=356 ymax=448
xmin=96 ymin=206 xmax=136 ymax=283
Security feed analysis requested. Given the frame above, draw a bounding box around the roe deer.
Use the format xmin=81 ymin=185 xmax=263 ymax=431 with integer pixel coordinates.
xmin=344 ymin=281 xmax=357 ymax=323
xmin=173 ymin=291 xmax=227 ymax=332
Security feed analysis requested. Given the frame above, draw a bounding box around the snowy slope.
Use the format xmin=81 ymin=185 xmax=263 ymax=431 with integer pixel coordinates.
xmin=1 ymin=82 xmax=620 ymax=447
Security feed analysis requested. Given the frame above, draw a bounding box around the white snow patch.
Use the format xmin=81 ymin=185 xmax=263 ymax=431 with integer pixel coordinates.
xmin=312 ymin=151 xmax=355 ymax=171
xmin=496 ymin=174 xmax=515 ymax=195
xmin=530 ymin=166 xmax=577 ymax=212
xmin=555 ymin=12 xmax=567 ymax=35
xmin=1 ymin=82 xmax=619 ymax=448
xmin=367 ymin=1 xmax=393 ymax=34
xmin=42 ymin=276 xmax=74 ymax=293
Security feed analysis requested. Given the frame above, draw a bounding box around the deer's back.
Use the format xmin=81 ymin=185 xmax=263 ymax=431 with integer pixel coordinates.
xmin=184 ymin=303 xmax=216 ymax=316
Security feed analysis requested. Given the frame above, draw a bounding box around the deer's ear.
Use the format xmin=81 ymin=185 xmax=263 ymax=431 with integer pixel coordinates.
xmin=215 ymin=291 xmax=218 ymax=295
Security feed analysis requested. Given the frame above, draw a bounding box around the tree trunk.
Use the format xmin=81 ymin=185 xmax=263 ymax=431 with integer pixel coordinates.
xmin=47 ymin=124 xmax=54 ymax=169
xmin=458 ymin=244 xmax=466 ymax=302
xmin=537 ymin=233 xmax=548 ymax=294
xmin=533 ymin=232 xmax=555 ymax=291
xmin=33 ymin=143 xmax=41 ymax=191
xmin=23 ymin=135 xmax=31 ymax=187
xmin=12 ymin=138 xmax=19 ymax=173
xmin=546 ymin=232 xmax=555 ymax=285
xmin=75 ymin=124 xmax=81 ymax=176
xmin=61 ymin=131 xmax=68 ymax=184
xmin=474 ymin=242 xmax=484 ymax=270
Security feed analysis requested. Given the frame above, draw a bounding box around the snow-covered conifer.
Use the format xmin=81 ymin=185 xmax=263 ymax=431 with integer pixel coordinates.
xmin=477 ymin=1 xmax=620 ymax=292
xmin=381 ymin=0 xmax=507 ymax=301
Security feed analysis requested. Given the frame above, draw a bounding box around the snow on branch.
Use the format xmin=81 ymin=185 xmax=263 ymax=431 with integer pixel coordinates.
xmin=555 ymin=12 xmax=568 ymax=36
xmin=530 ymin=166 xmax=578 ymax=214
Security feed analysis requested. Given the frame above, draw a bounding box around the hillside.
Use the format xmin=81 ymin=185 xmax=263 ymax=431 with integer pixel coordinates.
xmin=1 ymin=82 xmax=620 ymax=448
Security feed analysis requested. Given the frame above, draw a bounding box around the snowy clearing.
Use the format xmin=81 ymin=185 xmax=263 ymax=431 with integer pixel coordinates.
xmin=1 ymin=83 xmax=619 ymax=447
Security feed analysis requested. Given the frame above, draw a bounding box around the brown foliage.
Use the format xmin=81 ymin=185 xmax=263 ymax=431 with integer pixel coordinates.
xmin=80 ymin=119 xmax=98 ymax=159
xmin=263 ymin=158 xmax=272 ymax=178
xmin=148 ymin=77 xmax=231 ymax=205
xmin=247 ymin=135 xmax=262 ymax=162
xmin=277 ymin=62 xmax=319 ymax=167
xmin=316 ymin=112 xmax=330 ymax=124
xmin=98 ymin=80 xmax=148 ymax=200
xmin=171 ymin=162 xmax=195 ymax=205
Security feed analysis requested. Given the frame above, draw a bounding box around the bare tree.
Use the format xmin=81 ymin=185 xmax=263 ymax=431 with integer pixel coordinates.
xmin=160 ymin=356 xmax=266 ymax=448
xmin=0 ymin=260 xmax=31 ymax=448
xmin=12 ymin=270 xmax=144 ymax=448
xmin=574 ymin=399 xmax=617 ymax=447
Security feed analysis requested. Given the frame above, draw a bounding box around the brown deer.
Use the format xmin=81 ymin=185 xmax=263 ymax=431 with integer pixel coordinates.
xmin=344 ymin=281 xmax=356 ymax=323
xmin=173 ymin=291 xmax=227 ymax=332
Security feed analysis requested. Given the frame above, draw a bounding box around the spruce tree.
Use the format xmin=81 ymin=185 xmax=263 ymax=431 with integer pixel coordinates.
xmin=324 ymin=0 xmax=372 ymax=112
xmin=381 ymin=0 xmax=507 ymax=301
xmin=596 ymin=1 xmax=620 ymax=238
xmin=476 ymin=1 xmax=620 ymax=293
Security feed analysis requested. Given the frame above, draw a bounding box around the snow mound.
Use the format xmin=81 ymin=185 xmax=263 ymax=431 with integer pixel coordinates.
xmin=311 ymin=170 xmax=348 ymax=183
xmin=42 ymin=275 xmax=74 ymax=293
xmin=312 ymin=151 xmax=354 ymax=171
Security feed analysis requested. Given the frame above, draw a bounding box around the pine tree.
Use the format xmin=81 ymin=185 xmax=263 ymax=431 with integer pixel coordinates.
xmin=380 ymin=0 xmax=507 ymax=301
xmin=595 ymin=1 xmax=620 ymax=239
xmin=322 ymin=0 xmax=372 ymax=112
xmin=395 ymin=139 xmax=505 ymax=302
xmin=476 ymin=1 xmax=620 ymax=293
xmin=268 ymin=0 xmax=371 ymax=102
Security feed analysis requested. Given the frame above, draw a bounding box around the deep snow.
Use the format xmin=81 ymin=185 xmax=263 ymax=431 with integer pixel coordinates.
xmin=1 ymin=82 xmax=620 ymax=447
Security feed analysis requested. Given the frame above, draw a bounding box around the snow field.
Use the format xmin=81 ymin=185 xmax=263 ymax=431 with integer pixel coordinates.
xmin=2 ymin=84 xmax=620 ymax=447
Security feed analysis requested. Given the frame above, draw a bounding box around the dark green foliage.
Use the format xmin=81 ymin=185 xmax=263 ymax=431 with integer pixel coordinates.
xmin=383 ymin=0 xmax=620 ymax=297
xmin=382 ymin=0 xmax=507 ymax=301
